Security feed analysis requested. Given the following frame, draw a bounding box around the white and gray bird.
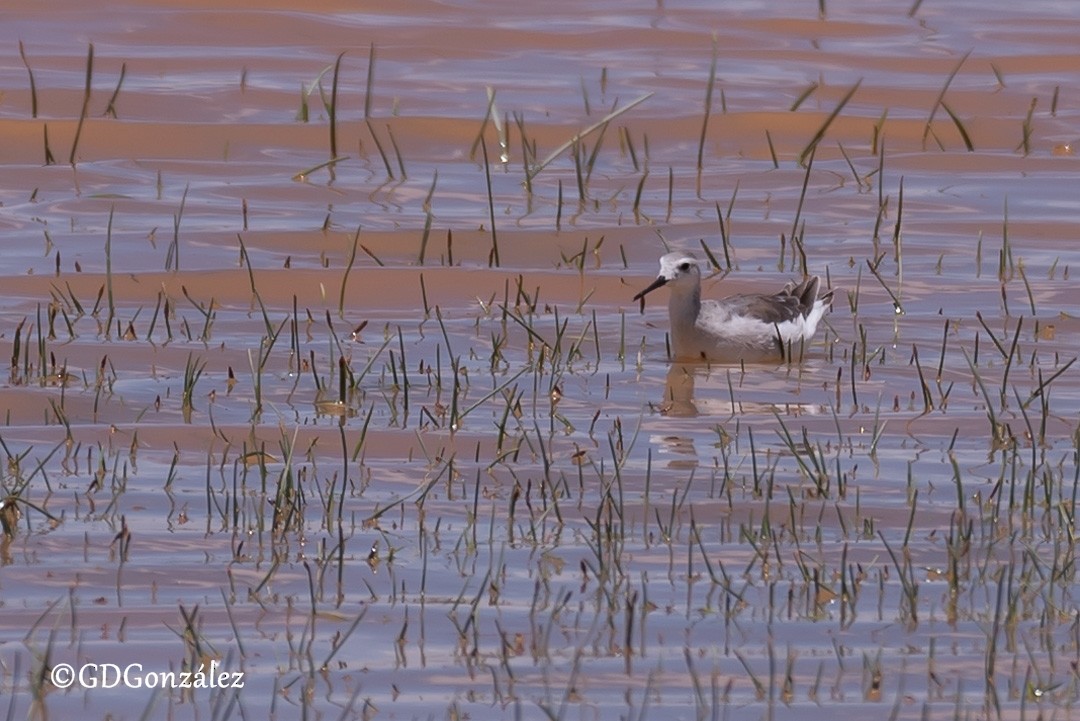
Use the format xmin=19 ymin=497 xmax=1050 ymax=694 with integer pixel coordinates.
xmin=633 ymin=252 xmax=833 ymax=363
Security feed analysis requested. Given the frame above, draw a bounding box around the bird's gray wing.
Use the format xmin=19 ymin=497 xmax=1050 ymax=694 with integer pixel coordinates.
xmin=715 ymin=293 xmax=804 ymax=324
xmin=717 ymin=277 xmax=827 ymax=323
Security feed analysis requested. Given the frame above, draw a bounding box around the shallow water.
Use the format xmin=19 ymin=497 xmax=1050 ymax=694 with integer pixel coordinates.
xmin=0 ymin=1 xmax=1078 ymax=719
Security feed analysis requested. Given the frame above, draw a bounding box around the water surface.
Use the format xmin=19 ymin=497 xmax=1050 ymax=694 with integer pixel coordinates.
xmin=0 ymin=1 xmax=1078 ymax=719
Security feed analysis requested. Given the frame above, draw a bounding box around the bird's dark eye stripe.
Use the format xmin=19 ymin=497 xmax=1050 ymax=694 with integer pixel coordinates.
xmin=679 ymin=262 xmax=691 ymax=271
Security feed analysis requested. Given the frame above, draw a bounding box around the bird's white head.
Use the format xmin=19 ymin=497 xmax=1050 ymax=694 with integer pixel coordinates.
xmin=633 ymin=251 xmax=701 ymax=302
xmin=656 ymin=252 xmax=701 ymax=287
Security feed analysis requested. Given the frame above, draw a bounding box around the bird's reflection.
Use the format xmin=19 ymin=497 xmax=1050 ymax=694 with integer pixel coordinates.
xmin=658 ymin=362 xmax=828 ymax=419
xmin=661 ymin=362 xmax=701 ymax=417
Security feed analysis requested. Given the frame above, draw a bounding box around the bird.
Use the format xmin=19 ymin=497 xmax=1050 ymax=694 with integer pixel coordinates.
xmin=633 ymin=251 xmax=833 ymax=363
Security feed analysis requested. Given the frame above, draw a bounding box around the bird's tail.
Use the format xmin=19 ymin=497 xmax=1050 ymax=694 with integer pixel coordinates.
xmin=791 ymin=276 xmax=833 ymax=317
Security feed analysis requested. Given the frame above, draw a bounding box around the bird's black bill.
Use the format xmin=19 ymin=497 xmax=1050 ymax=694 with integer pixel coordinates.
xmin=632 ymin=276 xmax=667 ymax=313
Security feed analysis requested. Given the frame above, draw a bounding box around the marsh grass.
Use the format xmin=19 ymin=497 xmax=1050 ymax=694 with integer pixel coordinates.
xmin=790 ymin=82 xmax=818 ymax=112
xmin=363 ymin=43 xmax=376 ymax=118
xmin=416 ymin=173 xmax=438 ymax=265
xmin=527 ymin=93 xmax=653 ymax=181
xmin=789 ymin=145 xmax=815 ymax=251
xmin=291 ymin=156 xmax=349 ymax=182
xmin=365 ymin=119 xmax=395 ymax=180
xmin=1016 ymin=96 xmax=1037 ymax=156
xmin=165 ymin=185 xmax=189 ymax=272
xmin=103 ymin=62 xmax=126 ymax=119
xmin=469 ymin=87 xmax=500 ymax=162
xmin=386 ymin=123 xmax=407 ymax=179
xmin=18 ymin=41 xmax=38 ymax=118
xmin=68 ymin=44 xmax=94 ymax=166
xmin=696 ymin=36 xmax=719 ymax=194
xmin=922 ymin=49 xmax=971 ymax=151
xmin=481 ymin=138 xmax=500 ymax=267
xmin=181 ymin=353 xmax=206 ymax=417
xmin=764 ymin=130 xmax=779 ymax=169
xmin=328 ymin=51 xmax=344 ymax=159
xmin=338 ymin=226 xmax=361 ymax=317
xmin=103 ymin=208 xmax=116 ymax=336
xmin=798 ymin=79 xmax=861 ymax=166
xmin=941 ymin=100 xmax=974 ymax=151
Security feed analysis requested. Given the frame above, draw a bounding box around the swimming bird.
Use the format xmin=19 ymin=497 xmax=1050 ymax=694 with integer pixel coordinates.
xmin=633 ymin=251 xmax=833 ymax=363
